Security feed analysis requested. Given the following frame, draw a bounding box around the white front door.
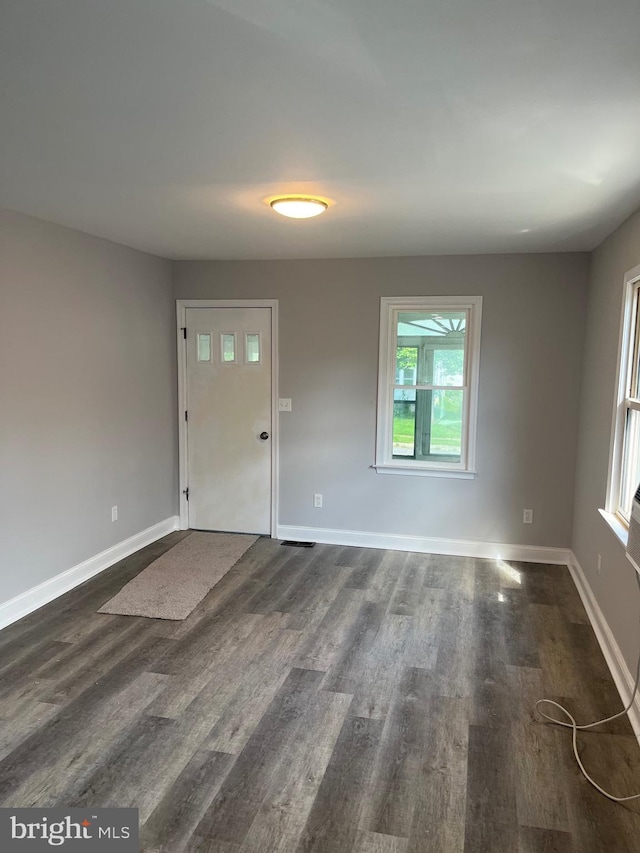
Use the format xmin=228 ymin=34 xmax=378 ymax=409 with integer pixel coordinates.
xmin=185 ymin=306 xmax=272 ymax=534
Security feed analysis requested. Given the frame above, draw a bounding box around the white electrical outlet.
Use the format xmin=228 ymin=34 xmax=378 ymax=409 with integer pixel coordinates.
xmin=278 ymin=398 xmax=292 ymax=411
xmin=111 ymin=505 xmax=118 ymax=522
xmin=314 ymin=493 xmax=323 ymax=508
xmin=597 ymin=554 xmax=602 ymax=573
xmin=523 ymin=509 xmax=533 ymax=524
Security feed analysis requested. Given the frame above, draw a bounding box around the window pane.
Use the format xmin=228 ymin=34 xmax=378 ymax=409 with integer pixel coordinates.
xmin=197 ymin=333 xmax=211 ymax=363
xmin=395 ymin=346 xmax=418 ymax=385
xmin=630 ymin=292 xmax=640 ymax=398
xmin=428 ymin=389 xmax=463 ymax=459
xmin=413 ymin=389 xmax=463 ymax=461
xmin=393 ymin=389 xmax=463 ymax=461
xmin=245 ymin=333 xmax=260 ymax=363
xmin=393 ymin=400 xmax=416 ymax=457
xmin=433 ymin=348 xmax=464 ymax=386
xmin=221 ymin=333 xmax=236 ymax=363
xmin=393 ymin=387 xmax=417 ymax=403
xmin=396 ymin=310 xmax=466 ymax=386
xmin=621 ymin=407 xmax=640 ymax=519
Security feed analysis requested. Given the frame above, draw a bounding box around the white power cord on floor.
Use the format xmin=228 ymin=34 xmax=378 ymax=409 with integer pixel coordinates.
xmin=535 ymin=570 xmax=640 ymax=803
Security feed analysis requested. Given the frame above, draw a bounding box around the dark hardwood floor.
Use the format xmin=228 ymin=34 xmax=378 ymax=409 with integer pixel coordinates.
xmin=1 ymin=532 xmax=640 ymax=852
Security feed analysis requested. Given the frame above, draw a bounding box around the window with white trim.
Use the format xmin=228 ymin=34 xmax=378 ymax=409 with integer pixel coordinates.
xmin=610 ymin=268 xmax=640 ymax=524
xmin=375 ymin=296 xmax=482 ymax=478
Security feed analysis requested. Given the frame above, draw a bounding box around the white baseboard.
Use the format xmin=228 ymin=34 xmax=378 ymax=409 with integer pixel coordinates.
xmin=0 ymin=516 xmax=180 ymax=631
xmin=277 ymin=524 xmax=571 ymax=565
xmin=567 ymin=552 xmax=640 ymax=741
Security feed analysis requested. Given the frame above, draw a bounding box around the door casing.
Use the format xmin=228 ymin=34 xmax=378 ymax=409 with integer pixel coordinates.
xmin=176 ymin=299 xmax=279 ymax=535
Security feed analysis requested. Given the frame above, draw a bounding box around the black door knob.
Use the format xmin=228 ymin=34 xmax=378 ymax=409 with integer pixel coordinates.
xmin=260 ymin=431 xmax=269 ymax=440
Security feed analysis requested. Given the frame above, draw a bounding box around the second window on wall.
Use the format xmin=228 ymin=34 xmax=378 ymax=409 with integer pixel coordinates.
xmin=609 ymin=266 xmax=640 ymax=526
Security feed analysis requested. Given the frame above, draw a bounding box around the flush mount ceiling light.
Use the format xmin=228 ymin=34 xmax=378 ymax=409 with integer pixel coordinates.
xmin=268 ymin=196 xmax=329 ymax=219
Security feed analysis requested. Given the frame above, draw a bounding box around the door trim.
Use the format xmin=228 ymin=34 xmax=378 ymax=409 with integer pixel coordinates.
xmin=176 ymin=299 xmax=279 ymax=536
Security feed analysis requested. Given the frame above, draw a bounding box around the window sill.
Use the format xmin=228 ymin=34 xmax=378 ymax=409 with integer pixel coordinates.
xmin=598 ymin=508 xmax=629 ymax=548
xmin=373 ymin=464 xmax=477 ymax=480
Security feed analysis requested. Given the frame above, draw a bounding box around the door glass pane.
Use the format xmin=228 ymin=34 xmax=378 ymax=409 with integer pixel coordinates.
xmin=246 ymin=333 xmax=261 ymax=363
xmin=221 ymin=333 xmax=236 ymax=363
xmin=197 ymin=333 xmax=211 ymax=363
xmin=621 ymin=407 xmax=640 ymax=519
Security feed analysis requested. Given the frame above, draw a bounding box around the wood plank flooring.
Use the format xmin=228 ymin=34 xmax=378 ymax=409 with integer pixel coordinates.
xmin=1 ymin=533 xmax=640 ymax=851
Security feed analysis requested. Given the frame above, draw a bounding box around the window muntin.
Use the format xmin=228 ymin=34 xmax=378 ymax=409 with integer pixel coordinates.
xmin=376 ymin=297 xmax=482 ymax=476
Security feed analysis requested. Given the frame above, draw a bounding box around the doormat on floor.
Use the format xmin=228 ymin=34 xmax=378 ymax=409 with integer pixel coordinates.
xmin=98 ymin=531 xmax=258 ymax=620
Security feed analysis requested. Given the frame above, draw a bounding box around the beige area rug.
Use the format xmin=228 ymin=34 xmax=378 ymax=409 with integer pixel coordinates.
xmin=99 ymin=531 xmax=258 ymax=620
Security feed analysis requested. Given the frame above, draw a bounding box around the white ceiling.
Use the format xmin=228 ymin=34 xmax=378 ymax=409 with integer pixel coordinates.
xmin=2 ymin=0 xmax=640 ymax=259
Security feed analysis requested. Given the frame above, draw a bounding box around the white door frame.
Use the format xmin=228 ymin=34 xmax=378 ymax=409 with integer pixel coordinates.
xmin=176 ymin=299 xmax=279 ymax=536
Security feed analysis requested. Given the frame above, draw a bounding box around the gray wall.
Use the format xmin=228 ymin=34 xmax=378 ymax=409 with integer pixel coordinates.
xmin=174 ymin=253 xmax=589 ymax=548
xmin=0 ymin=210 xmax=178 ymax=603
xmin=572 ymin=207 xmax=640 ymax=673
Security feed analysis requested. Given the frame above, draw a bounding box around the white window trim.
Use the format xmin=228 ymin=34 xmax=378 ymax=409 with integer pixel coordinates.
xmin=374 ymin=295 xmax=482 ymax=478
xmin=604 ymin=263 xmax=640 ymax=529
